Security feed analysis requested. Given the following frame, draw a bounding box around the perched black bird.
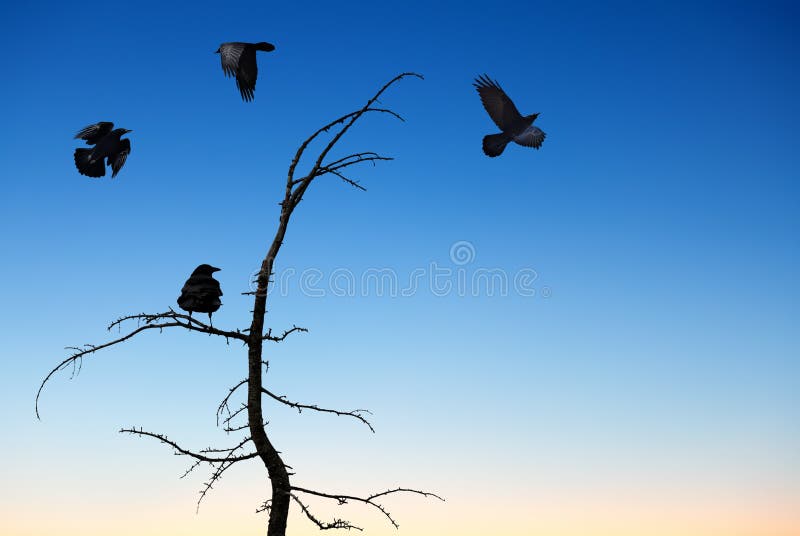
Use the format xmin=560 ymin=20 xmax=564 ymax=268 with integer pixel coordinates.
xmin=73 ymin=122 xmax=132 ymax=178
xmin=473 ymin=75 xmax=546 ymax=157
xmin=177 ymin=264 xmax=223 ymax=325
xmin=216 ymin=41 xmax=276 ymax=102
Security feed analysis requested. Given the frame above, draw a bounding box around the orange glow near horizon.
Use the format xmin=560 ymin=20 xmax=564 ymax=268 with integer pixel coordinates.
xmin=4 ymin=479 xmax=799 ymax=535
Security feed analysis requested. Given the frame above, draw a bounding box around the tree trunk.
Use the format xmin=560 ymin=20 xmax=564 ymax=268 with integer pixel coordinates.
xmin=248 ymin=337 xmax=291 ymax=535
xmin=248 ymin=208 xmax=292 ymax=535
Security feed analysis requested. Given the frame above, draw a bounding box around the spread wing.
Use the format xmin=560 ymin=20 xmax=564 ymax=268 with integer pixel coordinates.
xmin=235 ymin=47 xmax=258 ymax=102
xmin=74 ymin=122 xmax=114 ymax=145
xmin=110 ymin=139 xmax=130 ymax=178
xmin=514 ymin=126 xmax=546 ymax=149
xmin=218 ymin=42 xmax=246 ymax=77
xmin=473 ymin=75 xmax=523 ymax=132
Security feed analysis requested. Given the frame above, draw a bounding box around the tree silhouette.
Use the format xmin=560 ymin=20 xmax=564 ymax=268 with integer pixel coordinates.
xmin=36 ymin=72 xmax=441 ymax=535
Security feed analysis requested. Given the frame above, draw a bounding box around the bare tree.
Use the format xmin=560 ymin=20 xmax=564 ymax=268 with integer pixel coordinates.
xmin=36 ymin=72 xmax=442 ymax=535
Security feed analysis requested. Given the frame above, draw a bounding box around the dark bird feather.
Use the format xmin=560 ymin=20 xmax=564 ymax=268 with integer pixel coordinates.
xmin=474 ymin=75 xmax=545 ymax=157
xmin=216 ymin=41 xmax=275 ymax=102
xmin=72 ymin=122 xmax=133 ymax=178
xmin=177 ymin=264 xmax=223 ymax=324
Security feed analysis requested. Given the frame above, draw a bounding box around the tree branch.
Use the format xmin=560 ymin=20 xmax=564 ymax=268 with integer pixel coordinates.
xmin=292 ymin=485 xmax=444 ymax=529
xmin=306 ymin=73 xmax=422 ymax=185
xmin=263 ymin=325 xmax=309 ymax=342
xmin=287 ymin=73 xmax=423 ymax=208
xmin=217 ymin=379 xmax=247 ymax=428
xmin=109 ymin=309 xmax=248 ymax=342
xmin=221 ymin=403 xmax=250 ymax=432
xmin=321 ymin=169 xmax=367 ymax=191
xmin=120 ymin=428 xmax=260 ymax=511
xmin=261 ymin=388 xmax=375 ymax=433
xmin=324 ymin=152 xmax=394 ymax=174
xmin=287 ymin=106 xmax=407 ymax=186
xmin=119 ymin=428 xmax=258 ymax=463
xmin=35 ymin=310 xmax=248 ymax=419
xmin=291 ymin=494 xmax=363 ymax=531
xmin=194 ymin=435 xmax=253 ymax=511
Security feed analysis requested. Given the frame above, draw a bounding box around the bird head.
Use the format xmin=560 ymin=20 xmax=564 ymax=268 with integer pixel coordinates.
xmin=193 ymin=264 xmax=221 ymax=275
xmin=111 ymin=128 xmax=132 ymax=137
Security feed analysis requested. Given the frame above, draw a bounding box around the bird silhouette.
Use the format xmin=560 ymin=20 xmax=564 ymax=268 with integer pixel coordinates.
xmin=73 ymin=122 xmax=132 ymax=178
xmin=216 ymin=41 xmax=276 ymax=102
xmin=473 ymin=75 xmax=545 ymax=157
xmin=177 ymin=264 xmax=223 ymax=325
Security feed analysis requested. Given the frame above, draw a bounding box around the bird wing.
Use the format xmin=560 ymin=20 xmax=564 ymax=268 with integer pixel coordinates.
xmin=219 ymin=42 xmax=246 ymax=78
xmin=182 ymin=275 xmax=222 ymax=297
xmin=473 ymin=75 xmax=523 ymax=131
xmin=514 ymin=126 xmax=546 ymax=149
xmin=235 ymin=47 xmax=258 ymax=102
xmin=75 ymin=122 xmax=114 ymax=145
xmin=211 ymin=278 xmax=223 ymax=296
xmin=110 ymin=138 xmax=130 ymax=178
xmin=178 ymin=275 xmax=223 ymax=313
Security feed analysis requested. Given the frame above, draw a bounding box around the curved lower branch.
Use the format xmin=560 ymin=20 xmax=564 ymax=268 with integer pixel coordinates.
xmin=291 ymin=485 xmax=444 ymax=529
xmin=291 ymin=494 xmax=363 ymax=531
xmin=36 ymin=310 xmax=247 ymax=418
xmin=120 ymin=428 xmax=258 ymax=463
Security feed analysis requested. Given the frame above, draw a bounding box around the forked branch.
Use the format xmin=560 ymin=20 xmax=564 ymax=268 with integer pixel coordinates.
xmin=286 ymin=72 xmax=423 ymax=208
xmin=291 ymin=485 xmax=445 ymax=530
xmin=121 ymin=428 xmax=258 ymax=511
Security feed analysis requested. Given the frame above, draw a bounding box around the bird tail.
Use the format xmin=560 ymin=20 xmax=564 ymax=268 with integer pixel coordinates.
xmin=482 ymin=133 xmax=510 ymax=157
xmin=254 ymin=42 xmax=276 ymax=52
xmin=74 ymin=148 xmax=105 ymax=177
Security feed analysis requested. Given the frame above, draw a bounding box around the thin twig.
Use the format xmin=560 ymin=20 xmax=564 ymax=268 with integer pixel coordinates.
xmin=263 ymin=325 xmax=309 ymax=342
xmin=217 ymin=379 xmax=247 ymax=427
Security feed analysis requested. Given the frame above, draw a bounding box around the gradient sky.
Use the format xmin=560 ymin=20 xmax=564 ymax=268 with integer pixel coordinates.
xmin=1 ymin=1 xmax=798 ymax=535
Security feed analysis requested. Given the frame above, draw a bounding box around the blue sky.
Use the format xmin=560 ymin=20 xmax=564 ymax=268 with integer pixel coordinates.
xmin=0 ymin=1 xmax=797 ymax=534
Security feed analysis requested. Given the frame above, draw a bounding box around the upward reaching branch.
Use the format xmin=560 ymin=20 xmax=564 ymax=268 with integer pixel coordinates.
xmin=287 ymin=72 xmax=423 ymax=207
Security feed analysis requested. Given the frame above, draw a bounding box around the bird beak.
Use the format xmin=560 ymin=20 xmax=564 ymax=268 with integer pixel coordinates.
xmin=210 ymin=266 xmax=221 ymax=272
xmin=214 ymin=48 xmax=220 ymax=54
xmin=125 ymin=129 xmax=133 ymax=133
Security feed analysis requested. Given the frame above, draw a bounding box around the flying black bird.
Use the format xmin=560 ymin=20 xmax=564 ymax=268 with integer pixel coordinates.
xmin=473 ymin=75 xmax=546 ymax=157
xmin=216 ymin=41 xmax=276 ymax=102
xmin=73 ymin=122 xmax=132 ymax=178
xmin=177 ymin=264 xmax=223 ymax=325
